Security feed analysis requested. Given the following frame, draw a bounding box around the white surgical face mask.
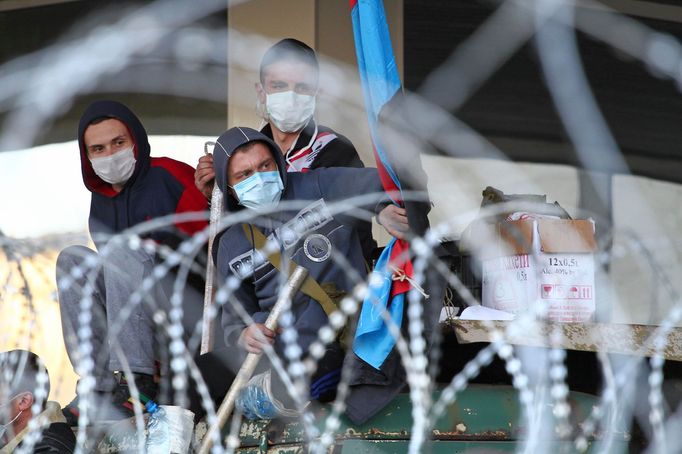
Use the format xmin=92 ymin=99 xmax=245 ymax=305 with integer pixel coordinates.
xmin=90 ymin=147 xmax=136 ymax=185
xmin=266 ymin=91 xmax=315 ymax=133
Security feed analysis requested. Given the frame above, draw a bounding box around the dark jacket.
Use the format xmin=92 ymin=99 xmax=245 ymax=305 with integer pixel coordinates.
xmin=3 ymin=403 xmax=76 ymax=453
xmin=32 ymin=422 xmax=76 ymax=453
xmin=213 ymin=127 xmax=385 ymax=353
xmin=261 ymin=120 xmax=364 ymax=172
xmin=78 ymin=100 xmax=208 ymax=249
xmin=262 ymin=120 xmax=377 ymax=262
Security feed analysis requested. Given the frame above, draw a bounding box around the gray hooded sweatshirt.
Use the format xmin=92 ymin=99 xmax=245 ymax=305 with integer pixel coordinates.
xmin=213 ymin=127 xmax=385 ymax=353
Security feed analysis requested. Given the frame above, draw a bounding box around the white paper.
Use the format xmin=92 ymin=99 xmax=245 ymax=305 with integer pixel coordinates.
xmin=459 ymin=305 xmax=515 ymax=321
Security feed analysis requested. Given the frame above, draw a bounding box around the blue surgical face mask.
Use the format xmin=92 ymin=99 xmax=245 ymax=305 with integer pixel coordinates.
xmin=231 ymin=171 xmax=284 ymax=209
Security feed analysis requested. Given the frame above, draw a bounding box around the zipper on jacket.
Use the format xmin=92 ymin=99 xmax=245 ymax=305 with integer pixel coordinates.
xmin=113 ymin=197 xmax=119 ymax=233
xmin=125 ymin=188 xmax=132 ymax=229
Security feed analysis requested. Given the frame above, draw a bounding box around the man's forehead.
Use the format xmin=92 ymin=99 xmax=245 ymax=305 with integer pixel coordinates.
xmin=84 ymin=118 xmax=129 ymax=143
xmin=262 ymin=60 xmax=318 ymax=84
xmin=228 ymin=142 xmax=274 ymax=171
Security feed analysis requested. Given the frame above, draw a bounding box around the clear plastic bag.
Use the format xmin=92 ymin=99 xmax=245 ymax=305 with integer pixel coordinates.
xmin=145 ymin=403 xmax=194 ymax=453
xmin=145 ymin=403 xmax=170 ymax=453
xmin=235 ymin=370 xmax=297 ymax=420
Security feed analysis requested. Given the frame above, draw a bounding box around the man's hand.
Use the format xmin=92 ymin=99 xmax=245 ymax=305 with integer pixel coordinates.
xmin=239 ymin=323 xmax=276 ymax=354
xmin=377 ymin=205 xmax=409 ymax=240
xmin=195 ymin=153 xmax=215 ymax=200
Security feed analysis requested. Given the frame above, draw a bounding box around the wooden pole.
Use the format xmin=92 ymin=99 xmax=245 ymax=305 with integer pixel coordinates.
xmin=200 ymin=179 xmax=223 ymax=354
xmin=198 ymin=266 xmax=309 ymax=454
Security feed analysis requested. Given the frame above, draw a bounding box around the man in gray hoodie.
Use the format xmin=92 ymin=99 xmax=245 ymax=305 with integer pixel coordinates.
xmin=189 ymin=126 xmax=395 ymax=416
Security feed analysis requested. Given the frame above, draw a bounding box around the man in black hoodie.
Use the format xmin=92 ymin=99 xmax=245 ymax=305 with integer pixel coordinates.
xmin=0 ymin=350 xmax=76 ymax=453
xmin=55 ymin=101 xmax=209 ymax=425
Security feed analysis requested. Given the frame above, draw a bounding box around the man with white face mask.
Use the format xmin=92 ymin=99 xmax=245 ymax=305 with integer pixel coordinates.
xmin=0 ymin=350 xmax=75 ymax=452
xmin=195 ymin=39 xmax=409 ymax=262
xmin=254 ymin=38 xmax=363 ymax=171
xmin=55 ymin=100 xmax=209 ymax=426
xmin=196 ymin=39 xmax=364 ymax=186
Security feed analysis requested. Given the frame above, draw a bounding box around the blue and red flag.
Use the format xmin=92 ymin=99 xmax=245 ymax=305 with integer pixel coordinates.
xmin=350 ymin=0 xmax=414 ymax=369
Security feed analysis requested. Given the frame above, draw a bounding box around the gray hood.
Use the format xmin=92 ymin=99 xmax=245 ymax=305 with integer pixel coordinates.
xmin=212 ymin=126 xmax=287 ymax=212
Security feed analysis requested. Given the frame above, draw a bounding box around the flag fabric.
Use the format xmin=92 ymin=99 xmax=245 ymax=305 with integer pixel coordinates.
xmin=350 ymin=0 xmax=402 ymax=199
xmin=350 ymin=0 xmax=414 ymax=369
xmin=353 ymin=238 xmax=405 ymax=369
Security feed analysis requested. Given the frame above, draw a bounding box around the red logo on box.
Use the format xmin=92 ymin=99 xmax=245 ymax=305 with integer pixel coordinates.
xmin=541 ymin=284 xmax=592 ymax=300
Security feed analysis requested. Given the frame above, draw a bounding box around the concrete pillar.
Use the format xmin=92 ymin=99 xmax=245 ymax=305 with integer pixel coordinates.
xmin=226 ymin=0 xmax=316 ymax=129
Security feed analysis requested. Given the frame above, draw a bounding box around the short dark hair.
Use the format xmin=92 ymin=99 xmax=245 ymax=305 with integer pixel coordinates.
xmin=234 ymin=140 xmax=270 ymax=156
xmin=0 ymin=350 xmax=50 ymax=404
xmin=259 ymin=38 xmax=319 ymax=83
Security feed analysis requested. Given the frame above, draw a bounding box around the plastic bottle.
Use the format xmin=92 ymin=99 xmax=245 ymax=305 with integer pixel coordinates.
xmin=144 ymin=400 xmax=171 ymax=453
xmin=235 ymin=383 xmax=278 ymax=420
xmin=235 ymin=371 xmax=283 ymax=420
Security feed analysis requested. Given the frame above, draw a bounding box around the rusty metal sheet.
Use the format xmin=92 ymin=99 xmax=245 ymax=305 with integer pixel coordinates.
xmin=450 ymin=319 xmax=682 ymax=361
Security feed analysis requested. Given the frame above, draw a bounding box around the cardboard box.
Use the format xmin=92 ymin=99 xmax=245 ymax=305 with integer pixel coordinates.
xmin=479 ymin=218 xmax=596 ymax=322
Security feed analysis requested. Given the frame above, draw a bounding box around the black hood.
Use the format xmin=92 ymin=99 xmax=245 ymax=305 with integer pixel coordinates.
xmin=77 ymin=100 xmax=151 ymax=197
xmin=212 ymin=127 xmax=286 ymax=212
